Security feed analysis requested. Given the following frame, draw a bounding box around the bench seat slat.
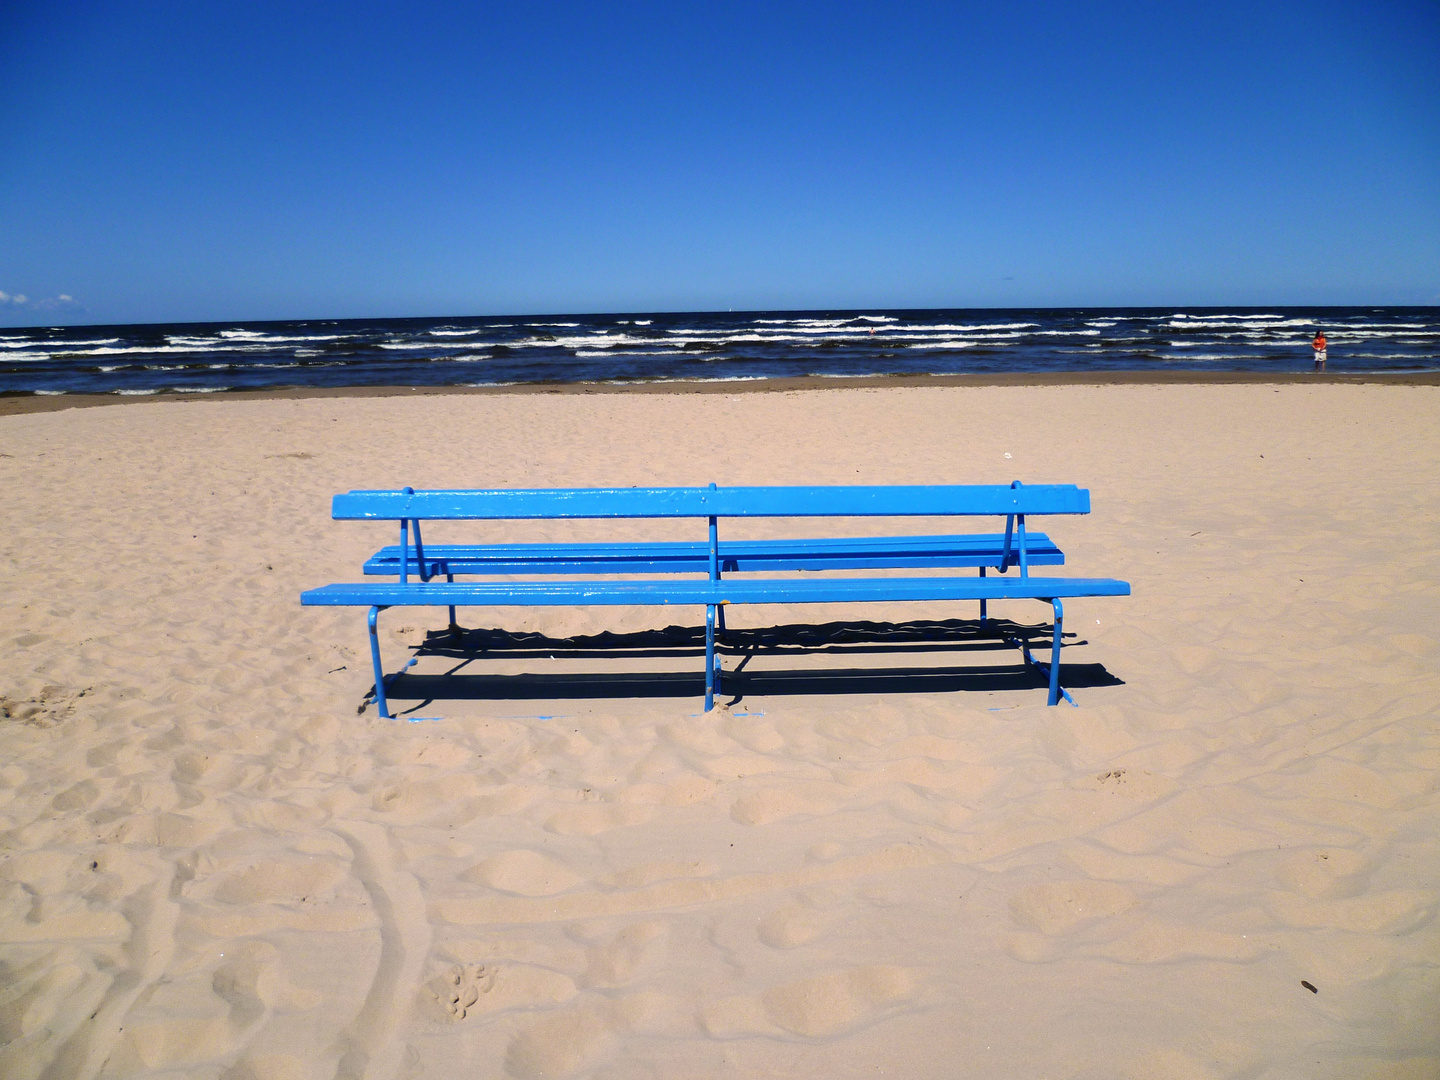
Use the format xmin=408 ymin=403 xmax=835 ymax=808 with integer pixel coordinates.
xmin=334 ymin=484 xmax=1090 ymax=520
xmin=362 ymin=533 xmax=1064 ymax=576
xmin=302 ymin=576 xmax=1129 ymax=608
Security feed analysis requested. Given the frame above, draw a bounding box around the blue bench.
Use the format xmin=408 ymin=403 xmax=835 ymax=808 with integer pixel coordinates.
xmin=300 ymin=483 xmax=1130 ymax=717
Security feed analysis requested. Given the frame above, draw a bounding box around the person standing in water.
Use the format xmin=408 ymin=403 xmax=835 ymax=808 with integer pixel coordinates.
xmin=1312 ymin=330 xmax=1327 ymax=372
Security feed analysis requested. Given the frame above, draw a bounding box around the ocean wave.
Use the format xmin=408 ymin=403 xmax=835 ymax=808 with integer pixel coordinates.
xmin=1167 ymin=318 xmax=1312 ymax=330
xmin=1343 ymin=351 xmax=1440 ymax=359
xmin=1170 ymin=313 xmax=1286 ymax=321
xmin=1155 ymin=353 xmax=1263 ymax=361
xmin=378 ymin=340 xmax=508 ymax=350
xmin=53 ymin=345 xmax=251 ymax=356
xmin=885 ymin=322 xmax=1039 ymax=333
xmin=1 ymin=338 xmax=120 ymax=349
xmin=907 ymin=340 xmax=978 ymax=349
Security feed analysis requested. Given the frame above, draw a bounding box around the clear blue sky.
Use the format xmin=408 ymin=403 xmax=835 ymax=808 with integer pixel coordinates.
xmin=2 ymin=0 xmax=1437 ymax=326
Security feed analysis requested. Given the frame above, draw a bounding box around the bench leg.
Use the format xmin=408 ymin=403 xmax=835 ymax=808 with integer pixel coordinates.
xmin=1047 ymin=598 xmax=1064 ymax=706
xmin=704 ymin=604 xmax=717 ymax=712
xmin=446 ymin=572 xmax=459 ymax=638
xmin=367 ymin=605 xmax=394 ymax=720
xmin=979 ymin=566 xmax=988 ymax=628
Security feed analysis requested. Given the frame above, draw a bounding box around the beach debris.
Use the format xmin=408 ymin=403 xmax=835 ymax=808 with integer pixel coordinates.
xmin=1301 ymin=980 xmax=1318 ymax=994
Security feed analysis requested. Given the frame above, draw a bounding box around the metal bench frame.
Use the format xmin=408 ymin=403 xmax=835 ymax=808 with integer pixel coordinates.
xmin=300 ymin=483 xmax=1130 ymax=717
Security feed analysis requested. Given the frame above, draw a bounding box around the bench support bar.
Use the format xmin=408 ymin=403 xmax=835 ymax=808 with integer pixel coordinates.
xmin=367 ymin=606 xmax=393 ymax=720
xmin=362 ymin=596 xmax=1076 ymax=718
xmin=1005 ymin=598 xmax=1074 ymax=706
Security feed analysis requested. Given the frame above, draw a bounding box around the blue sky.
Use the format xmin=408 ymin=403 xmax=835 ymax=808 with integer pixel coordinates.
xmin=2 ymin=0 xmax=1437 ymax=326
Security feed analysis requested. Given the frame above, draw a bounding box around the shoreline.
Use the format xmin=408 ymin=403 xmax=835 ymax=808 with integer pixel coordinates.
xmin=4 ymin=368 xmax=1439 ymax=417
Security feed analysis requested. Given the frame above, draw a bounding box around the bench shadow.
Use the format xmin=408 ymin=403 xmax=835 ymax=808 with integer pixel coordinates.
xmin=380 ymin=617 xmax=1124 ymax=712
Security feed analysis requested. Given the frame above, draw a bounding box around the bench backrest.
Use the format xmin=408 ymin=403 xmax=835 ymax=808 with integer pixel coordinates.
xmin=333 ymin=484 xmax=1091 ymax=521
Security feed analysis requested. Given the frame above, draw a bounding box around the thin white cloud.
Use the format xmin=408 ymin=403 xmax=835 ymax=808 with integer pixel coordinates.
xmin=0 ymin=291 xmax=83 ymax=312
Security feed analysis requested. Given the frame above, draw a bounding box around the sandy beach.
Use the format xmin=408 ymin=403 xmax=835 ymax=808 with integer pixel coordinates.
xmin=2 ymin=381 xmax=1437 ymax=1079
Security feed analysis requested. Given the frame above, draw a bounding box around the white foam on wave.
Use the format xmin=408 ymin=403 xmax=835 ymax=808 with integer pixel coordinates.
xmin=912 ymin=331 xmax=1025 ymax=341
xmin=427 ymin=329 xmax=483 ymax=337
xmin=34 ymin=389 xmax=66 ymax=395
xmin=751 ymin=318 xmax=860 ymax=328
xmin=887 ymin=322 xmax=1039 ymax=333
xmin=173 ymin=386 xmax=227 ymax=393
xmin=0 ymin=351 xmax=50 ymax=361
xmin=1156 ymin=353 xmax=1259 ymax=361
xmin=1345 ymin=352 xmax=1437 ymax=359
xmin=634 ymin=319 xmax=652 ymax=325
xmin=2 ymin=338 xmax=120 ymax=349
xmin=58 ymin=345 xmax=233 ymax=356
xmin=379 ymin=340 xmax=507 ymax=351
xmin=1328 ymin=330 xmax=1438 ymax=340
xmin=1168 ymin=318 xmax=1310 ymax=330
xmin=212 ymin=330 xmax=346 ymax=344
xmin=908 ymin=340 xmax=978 ymax=349
xmin=1170 ymin=313 xmax=1285 ymax=321
xmin=116 ymin=388 xmax=161 ymax=395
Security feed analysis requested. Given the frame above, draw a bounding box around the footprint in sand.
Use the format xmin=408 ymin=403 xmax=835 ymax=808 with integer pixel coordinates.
xmin=505 ymin=1008 xmax=613 ymax=1080
xmin=730 ymin=785 xmax=843 ymax=826
xmin=209 ymin=857 xmax=349 ymax=905
xmin=581 ymin=921 xmax=667 ymax=987
xmin=371 ymin=773 xmax=486 ymax=824
xmin=424 ymin=962 xmax=576 ymax=1021
xmin=427 ymin=963 xmax=496 ymax=1020
xmin=758 ymin=902 xmax=831 ymax=949
xmin=1006 ymin=881 xmax=1142 ymax=963
xmin=702 ymin=966 xmax=916 ymax=1039
xmin=544 ymin=804 xmax=652 ymax=836
xmin=462 ymin=850 xmax=584 ymax=897
xmin=602 ymin=859 xmax=713 ymax=889
xmin=1267 ymin=889 xmax=1436 ymax=936
xmin=1276 ymin=847 xmax=1371 ymax=899
xmin=0 ymin=683 xmax=89 ymax=727
xmin=1009 ymin=880 xmax=1140 ymax=935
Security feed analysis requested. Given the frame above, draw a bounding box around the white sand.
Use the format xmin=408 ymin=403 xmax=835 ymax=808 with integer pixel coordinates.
xmin=1 ymin=383 xmax=1437 ymax=1079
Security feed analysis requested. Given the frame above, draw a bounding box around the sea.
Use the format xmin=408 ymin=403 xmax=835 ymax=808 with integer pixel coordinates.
xmin=2 ymin=307 xmax=1436 ymax=397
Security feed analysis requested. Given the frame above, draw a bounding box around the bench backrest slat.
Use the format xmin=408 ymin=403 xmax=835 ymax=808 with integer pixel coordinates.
xmin=333 ymin=484 xmax=1090 ymax=521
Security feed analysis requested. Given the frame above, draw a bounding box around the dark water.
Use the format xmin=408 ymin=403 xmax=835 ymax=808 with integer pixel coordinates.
xmin=2 ymin=307 xmax=1436 ymax=397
